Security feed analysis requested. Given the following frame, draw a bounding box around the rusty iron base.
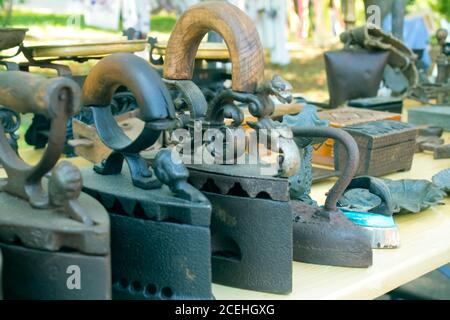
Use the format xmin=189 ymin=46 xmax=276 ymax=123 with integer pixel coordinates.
xmin=81 ymin=168 xmax=213 ymax=300
xmin=1 ymin=242 xmax=111 ymax=300
xmin=292 ymin=201 xmax=372 ymax=268
xmin=188 ymin=165 xmax=293 ymax=294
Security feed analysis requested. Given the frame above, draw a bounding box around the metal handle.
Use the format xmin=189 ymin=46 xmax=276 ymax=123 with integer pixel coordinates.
xmin=291 ymin=126 xmax=359 ymax=212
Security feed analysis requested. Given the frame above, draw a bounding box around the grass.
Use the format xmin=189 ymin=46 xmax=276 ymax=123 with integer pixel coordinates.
xmin=9 ymin=9 xmax=177 ymax=34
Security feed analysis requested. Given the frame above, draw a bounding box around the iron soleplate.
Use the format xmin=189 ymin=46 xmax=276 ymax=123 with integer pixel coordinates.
xmin=292 ymin=201 xmax=373 ymax=268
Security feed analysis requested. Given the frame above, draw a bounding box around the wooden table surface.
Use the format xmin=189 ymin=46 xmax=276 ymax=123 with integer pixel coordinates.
xmin=5 ymin=104 xmax=450 ymax=300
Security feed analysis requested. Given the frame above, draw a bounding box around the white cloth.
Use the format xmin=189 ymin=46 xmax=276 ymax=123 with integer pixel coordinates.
xmin=84 ymin=0 xmax=121 ymax=30
xmin=122 ymin=0 xmax=151 ymax=34
xmin=250 ymin=0 xmax=290 ymax=65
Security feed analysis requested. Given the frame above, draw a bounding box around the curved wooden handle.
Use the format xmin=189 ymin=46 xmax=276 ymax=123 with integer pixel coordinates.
xmin=83 ymin=53 xmax=175 ymax=122
xmin=0 ymin=71 xmax=80 ymax=118
xmin=163 ymin=1 xmax=265 ymax=93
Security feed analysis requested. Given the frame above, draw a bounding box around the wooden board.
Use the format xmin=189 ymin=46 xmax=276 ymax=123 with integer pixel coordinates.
xmin=154 ymin=41 xmax=231 ymax=61
xmin=26 ymin=40 xmax=147 ymax=58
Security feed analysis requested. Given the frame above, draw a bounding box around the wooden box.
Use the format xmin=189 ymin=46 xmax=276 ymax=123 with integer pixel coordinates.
xmin=312 ymin=107 xmax=402 ymax=167
xmin=334 ymin=121 xmax=418 ymax=177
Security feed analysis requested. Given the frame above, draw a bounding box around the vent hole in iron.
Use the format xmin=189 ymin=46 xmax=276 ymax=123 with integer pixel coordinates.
xmin=119 ymin=278 xmax=129 ymax=289
xmin=133 ymin=203 xmax=148 ymax=220
xmin=211 ymin=234 xmax=242 ymax=262
xmin=111 ymin=199 xmax=124 ymax=214
xmin=162 ymin=218 xmax=183 ymax=224
xmin=131 ymin=281 xmax=143 ymax=293
xmin=145 ymin=284 xmax=157 ymax=296
xmin=11 ymin=236 xmax=24 ymax=247
xmin=256 ymin=191 xmax=272 ymax=200
xmin=226 ymin=183 xmax=249 ymax=198
xmin=161 ymin=287 xmax=173 ymax=299
xmin=201 ymin=178 xmax=221 ymax=194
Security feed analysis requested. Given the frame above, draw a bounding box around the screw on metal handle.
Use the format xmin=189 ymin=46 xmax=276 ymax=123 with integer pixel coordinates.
xmin=290 ymin=126 xmax=359 ymax=212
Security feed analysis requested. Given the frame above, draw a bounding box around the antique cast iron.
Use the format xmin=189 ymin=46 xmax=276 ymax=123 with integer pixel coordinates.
xmin=281 ymin=105 xmax=373 ymax=265
xmin=0 ymin=71 xmax=111 ymax=299
xmin=290 ymin=126 xmax=372 ymax=267
xmin=79 ymin=53 xmax=213 ymax=300
xmin=161 ymin=1 xmax=300 ymax=294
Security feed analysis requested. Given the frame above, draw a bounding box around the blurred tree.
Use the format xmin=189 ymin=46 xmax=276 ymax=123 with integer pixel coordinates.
xmin=407 ymin=0 xmax=450 ymax=20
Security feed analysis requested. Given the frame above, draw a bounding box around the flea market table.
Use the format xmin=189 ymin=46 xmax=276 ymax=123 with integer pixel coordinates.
xmin=6 ymin=108 xmax=450 ymax=300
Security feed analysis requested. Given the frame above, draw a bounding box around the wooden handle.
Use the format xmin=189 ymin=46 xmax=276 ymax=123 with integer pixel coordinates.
xmin=163 ymin=1 xmax=265 ymax=93
xmin=0 ymin=71 xmax=80 ymax=119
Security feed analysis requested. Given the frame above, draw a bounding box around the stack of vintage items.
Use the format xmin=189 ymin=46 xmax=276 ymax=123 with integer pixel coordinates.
xmin=0 ymin=0 xmax=448 ymax=300
xmin=80 ymin=53 xmax=214 ymax=300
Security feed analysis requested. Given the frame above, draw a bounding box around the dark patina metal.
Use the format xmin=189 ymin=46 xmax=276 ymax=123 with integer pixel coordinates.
xmin=337 ymin=176 xmax=395 ymax=215
xmin=0 ymin=28 xmax=27 ymax=51
xmin=188 ymin=164 xmax=293 ymax=294
xmin=79 ymin=53 xmax=213 ymax=300
xmin=383 ymin=179 xmax=446 ymax=214
xmin=0 ymin=107 xmax=20 ymax=152
xmin=290 ymin=126 xmax=373 ymax=268
xmin=282 ymin=104 xmax=330 ymax=204
xmin=0 ymin=71 xmax=111 ymax=299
